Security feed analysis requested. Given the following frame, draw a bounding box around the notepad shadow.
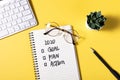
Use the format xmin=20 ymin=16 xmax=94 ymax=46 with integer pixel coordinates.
xmin=102 ymin=16 xmax=120 ymax=31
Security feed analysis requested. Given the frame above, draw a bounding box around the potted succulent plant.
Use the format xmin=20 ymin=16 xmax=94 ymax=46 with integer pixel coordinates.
xmin=86 ymin=11 xmax=107 ymax=30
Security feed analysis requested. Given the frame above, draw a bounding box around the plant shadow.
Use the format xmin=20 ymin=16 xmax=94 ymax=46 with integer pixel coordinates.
xmin=102 ymin=15 xmax=120 ymax=31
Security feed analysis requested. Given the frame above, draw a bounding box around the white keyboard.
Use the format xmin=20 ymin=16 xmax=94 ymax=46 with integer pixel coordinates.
xmin=0 ymin=0 xmax=37 ymax=39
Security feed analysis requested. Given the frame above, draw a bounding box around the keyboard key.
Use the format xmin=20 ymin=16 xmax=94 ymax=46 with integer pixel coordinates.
xmin=24 ymin=21 xmax=30 ymax=28
xmin=20 ymin=0 xmax=27 ymax=6
xmin=0 ymin=30 xmax=8 ymax=38
xmin=19 ymin=6 xmax=24 ymax=11
xmin=10 ymin=0 xmax=15 ymax=4
xmin=1 ymin=8 xmax=5 ymax=13
xmin=12 ymin=21 xmax=17 ymax=26
xmin=22 ymin=14 xmax=33 ymax=21
xmin=14 ymin=8 xmax=19 ymax=13
xmin=17 ymin=18 xmax=22 ymax=23
xmin=6 ymin=23 xmax=12 ymax=28
xmin=6 ymin=16 xmax=12 ymax=22
xmin=15 ymin=2 xmax=20 ymax=7
xmin=19 ymin=22 xmax=25 ymax=29
xmin=24 ymin=4 xmax=29 ymax=10
xmin=10 ymin=5 xmax=15 ymax=9
xmin=3 ymin=12 xmax=9 ymax=17
xmin=4 ymin=6 xmax=10 ymax=11
xmin=17 ymin=13 xmax=22 ymax=18
xmin=1 ymin=25 xmax=7 ymax=30
xmin=22 ymin=10 xmax=31 ymax=16
xmin=2 ymin=19 xmax=7 ymax=24
xmin=8 ymin=10 xmax=14 ymax=15
xmin=12 ymin=15 xmax=17 ymax=20
xmin=30 ymin=19 xmax=37 ymax=26
xmin=0 ymin=14 xmax=3 ymax=19
xmin=13 ymin=25 xmax=20 ymax=31
xmin=7 ymin=28 xmax=14 ymax=34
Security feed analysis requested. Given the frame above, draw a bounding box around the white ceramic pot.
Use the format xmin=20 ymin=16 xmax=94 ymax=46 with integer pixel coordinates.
xmin=85 ymin=21 xmax=103 ymax=30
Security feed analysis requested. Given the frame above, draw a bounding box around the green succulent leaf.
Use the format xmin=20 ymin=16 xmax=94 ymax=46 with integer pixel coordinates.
xmin=87 ymin=11 xmax=107 ymax=30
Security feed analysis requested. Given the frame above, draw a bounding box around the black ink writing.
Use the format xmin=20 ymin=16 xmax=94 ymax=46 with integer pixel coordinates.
xmin=47 ymin=46 xmax=60 ymax=52
xmin=48 ymin=53 xmax=59 ymax=61
xmin=41 ymin=49 xmax=45 ymax=53
xmin=50 ymin=60 xmax=65 ymax=67
xmin=45 ymin=39 xmax=55 ymax=45
xmin=44 ymin=62 xmax=47 ymax=67
xmin=42 ymin=38 xmax=66 ymax=67
xmin=42 ymin=56 xmax=46 ymax=60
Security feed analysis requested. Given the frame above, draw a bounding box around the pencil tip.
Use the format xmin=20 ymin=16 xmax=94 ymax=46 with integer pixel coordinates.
xmin=90 ymin=47 xmax=95 ymax=52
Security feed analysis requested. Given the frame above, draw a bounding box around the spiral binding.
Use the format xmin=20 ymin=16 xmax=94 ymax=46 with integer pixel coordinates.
xmin=29 ymin=32 xmax=40 ymax=80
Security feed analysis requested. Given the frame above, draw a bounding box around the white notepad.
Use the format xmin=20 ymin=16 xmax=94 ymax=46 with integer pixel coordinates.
xmin=29 ymin=25 xmax=81 ymax=80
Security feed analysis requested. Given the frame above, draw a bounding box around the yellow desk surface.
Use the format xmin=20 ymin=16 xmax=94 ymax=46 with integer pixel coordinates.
xmin=0 ymin=0 xmax=120 ymax=80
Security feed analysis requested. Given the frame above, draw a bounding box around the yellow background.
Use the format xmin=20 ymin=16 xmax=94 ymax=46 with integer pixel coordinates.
xmin=0 ymin=0 xmax=120 ymax=80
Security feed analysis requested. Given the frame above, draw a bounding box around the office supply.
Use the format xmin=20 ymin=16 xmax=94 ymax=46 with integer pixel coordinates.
xmin=0 ymin=0 xmax=37 ymax=39
xmin=29 ymin=25 xmax=81 ymax=80
xmin=91 ymin=48 xmax=120 ymax=80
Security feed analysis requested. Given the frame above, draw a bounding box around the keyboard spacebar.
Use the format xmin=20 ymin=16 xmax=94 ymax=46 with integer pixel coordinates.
xmin=0 ymin=30 xmax=9 ymax=38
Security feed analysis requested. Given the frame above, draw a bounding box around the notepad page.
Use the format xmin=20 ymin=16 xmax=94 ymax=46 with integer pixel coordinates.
xmin=30 ymin=25 xmax=80 ymax=80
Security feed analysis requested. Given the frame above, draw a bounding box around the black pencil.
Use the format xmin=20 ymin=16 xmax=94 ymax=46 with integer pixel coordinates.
xmin=91 ymin=48 xmax=120 ymax=80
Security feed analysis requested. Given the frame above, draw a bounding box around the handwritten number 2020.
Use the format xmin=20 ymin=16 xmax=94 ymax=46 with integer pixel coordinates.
xmin=45 ymin=39 xmax=55 ymax=45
